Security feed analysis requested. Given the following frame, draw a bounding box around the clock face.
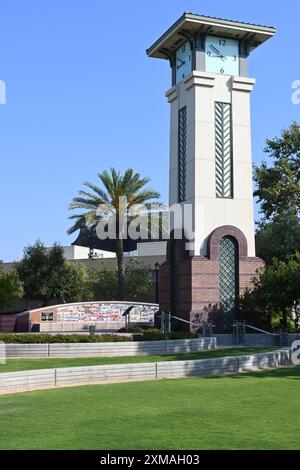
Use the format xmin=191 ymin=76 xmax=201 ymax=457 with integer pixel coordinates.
xmin=205 ymin=36 xmax=239 ymax=76
xmin=176 ymin=41 xmax=192 ymax=84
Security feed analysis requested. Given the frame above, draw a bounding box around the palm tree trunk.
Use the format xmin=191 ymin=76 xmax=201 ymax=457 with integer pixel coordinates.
xmin=116 ymin=238 xmax=125 ymax=300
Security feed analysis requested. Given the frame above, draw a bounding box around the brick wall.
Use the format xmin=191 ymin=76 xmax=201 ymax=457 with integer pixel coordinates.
xmin=158 ymin=227 xmax=264 ymax=331
xmin=0 ymin=315 xmax=17 ymax=333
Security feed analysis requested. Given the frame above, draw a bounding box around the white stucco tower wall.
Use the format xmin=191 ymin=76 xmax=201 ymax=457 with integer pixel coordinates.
xmin=166 ymin=71 xmax=256 ymax=257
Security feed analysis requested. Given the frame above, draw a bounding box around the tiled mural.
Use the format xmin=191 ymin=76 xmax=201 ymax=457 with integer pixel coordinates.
xmin=56 ymin=303 xmax=157 ymax=323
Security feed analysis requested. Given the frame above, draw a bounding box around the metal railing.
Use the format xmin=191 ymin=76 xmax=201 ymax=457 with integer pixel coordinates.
xmin=232 ymin=321 xmax=280 ymax=346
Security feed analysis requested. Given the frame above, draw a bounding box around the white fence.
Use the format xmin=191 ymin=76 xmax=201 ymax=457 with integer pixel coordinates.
xmin=4 ymin=338 xmax=216 ymax=358
xmin=0 ymin=349 xmax=291 ymax=395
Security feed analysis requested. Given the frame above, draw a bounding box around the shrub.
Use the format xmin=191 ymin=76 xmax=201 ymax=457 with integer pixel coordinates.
xmin=0 ymin=330 xmax=198 ymax=343
xmin=132 ymin=330 xmax=198 ymax=341
xmin=168 ymin=331 xmax=198 ymax=340
xmin=118 ymin=326 xmax=155 ymax=333
xmin=0 ymin=334 xmax=129 ymax=344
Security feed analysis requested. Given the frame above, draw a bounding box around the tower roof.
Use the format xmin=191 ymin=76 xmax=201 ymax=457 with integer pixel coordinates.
xmin=146 ymin=12 xmax=276 ymax=59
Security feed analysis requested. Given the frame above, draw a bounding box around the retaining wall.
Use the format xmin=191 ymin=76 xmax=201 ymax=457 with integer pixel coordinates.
xmin=215 ymin=334 xmax=275 ymax=347
xmin=0 ymin=349 xmax=291 ymax=395
xmin=0 ymin=369 xmax=56 ymax=394
xmin=4 ymin=338 xmax=216 ymax=359
xmin=215 ymin=333 xmax=300 ymax=347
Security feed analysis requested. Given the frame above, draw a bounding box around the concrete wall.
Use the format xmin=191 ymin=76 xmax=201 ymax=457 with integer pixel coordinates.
xmin=3 ymin=338 xmax=217 ymax=358
xmin=62 ymin=245 xmax=116 ymax=260
xmin=0 ymin=369 xmax=56 ymax=394
xmin=215 ymin=334 xmax=275 ymax=347
xmin=0 ymin=349 xmax=291 ymax=395
xmin=137 ymin=242 xmax=167 ymax=257
xmin=157 ymin=349 xmax=291 ymax=379
xmin=5 ymin=344 xmax=50 ymax=358
xmin=215 ymin=333 xmax=300 ymax=347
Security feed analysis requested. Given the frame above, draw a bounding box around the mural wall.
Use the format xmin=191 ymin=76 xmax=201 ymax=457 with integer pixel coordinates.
xmin=56 ymin=303 xmax=157 ymax=323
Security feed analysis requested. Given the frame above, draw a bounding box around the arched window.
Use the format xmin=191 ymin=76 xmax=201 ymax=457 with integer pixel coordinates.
xmin=219 ymin=236 xmax=239 ymax=316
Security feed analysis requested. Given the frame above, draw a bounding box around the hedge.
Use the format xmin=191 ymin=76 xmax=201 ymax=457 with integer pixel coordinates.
xmin=132 ymin=329 xmax=198 ymax=341
xmin=0 ymin=331 xmax=199 ymax=344
xmin=0 ymin=334 xmax=129 ymax=344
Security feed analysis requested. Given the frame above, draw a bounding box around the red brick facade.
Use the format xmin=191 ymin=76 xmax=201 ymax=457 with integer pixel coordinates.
xmin=0 ymin=315 xmax=17 ymax=333
xmin=159 ymin=226 xmax=264 ymax=330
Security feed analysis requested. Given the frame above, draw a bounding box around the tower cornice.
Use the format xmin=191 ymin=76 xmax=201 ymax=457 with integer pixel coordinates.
xmin=147 ymin=12 xmax=276 ymax=60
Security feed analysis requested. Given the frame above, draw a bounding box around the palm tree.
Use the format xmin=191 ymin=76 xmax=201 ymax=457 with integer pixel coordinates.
xmin=68 ymin=168 xmax=160 ymax=300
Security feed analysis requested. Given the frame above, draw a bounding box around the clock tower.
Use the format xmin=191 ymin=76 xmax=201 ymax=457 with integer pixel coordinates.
xmin=147 ymin=13 xmax=276 ymax=329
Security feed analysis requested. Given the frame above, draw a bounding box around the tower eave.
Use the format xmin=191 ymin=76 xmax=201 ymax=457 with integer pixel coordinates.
xmin=146 ymin=12 xmax=276 ymax=59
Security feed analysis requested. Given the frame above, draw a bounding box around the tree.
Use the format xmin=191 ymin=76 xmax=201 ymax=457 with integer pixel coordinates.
xmin=256 ymin=214 xmax=300 ymax=265
xmin=16 ymin=240 xmax=49 ymax=303
xmin=254 ymin=122 xmax=300 ymax=221
xmin=68 ymin=168 xmax=160 ymax=300
xmin=125 ymin=259 xmax=153 ymax=300
xmin=254 ymin=123 xmax=300 ymax=265
xmin=89 ymin=259 xmax=153 ymax=302
xmin=0 ymin=270 xmax=24 ymax=312
xmin=240 ymin=253 xmax=300 ymax=330
xmin=89 ymin=268 xmax=118 ymax=301
xmin=17 ymin=241 xmax=93 ymax=305
xmin=43 ymin=262 xmax=93 ymax=304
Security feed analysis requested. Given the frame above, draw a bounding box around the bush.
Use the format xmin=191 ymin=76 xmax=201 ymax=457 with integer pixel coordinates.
xmin=168 ymin=331 xmax=198 ymax=340
xmin=0 ymin=330 xmax=198 ymax=344
xmin=132 ymin=330 xmax=198 ymax=341
xmin=118 ymin=326 xmax=154 ymax=333
xmin=0 ymin=334 xmax=129 ymax=344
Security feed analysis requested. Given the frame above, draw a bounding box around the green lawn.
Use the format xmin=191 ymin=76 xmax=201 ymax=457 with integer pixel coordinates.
xmin=0 ymin=366 xmax=299 ymax=450
xmin=0 ymin=348 xmax=275 ymax=373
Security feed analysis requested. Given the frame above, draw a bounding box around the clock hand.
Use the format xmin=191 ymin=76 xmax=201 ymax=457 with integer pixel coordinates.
xmin=210 ymin=45 xmax=226 ymax=61
xmin=209 ymin=44 xmax=223 ymax=56
xmin=176 ymin=60 xmax=186 ymax=70
xmin=209 ymin=44 xmax=227 ymax=61
xmin=209 ymin=54 xmax=225 ymax=58
xmin=177 ymin=58 xmax=185 ymax=65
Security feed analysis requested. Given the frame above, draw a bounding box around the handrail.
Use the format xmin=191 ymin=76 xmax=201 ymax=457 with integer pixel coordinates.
xmin=171 ymin=316 xmax=279 ymax=338
xmin=243 ymin=323 xmax=278 ymax=337
xmin=171 ymin=315 xmax=201 ymax=329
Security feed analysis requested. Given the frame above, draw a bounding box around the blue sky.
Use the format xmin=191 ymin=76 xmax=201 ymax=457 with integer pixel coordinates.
xmin=0 ymin=0 xmax=299 ymax=261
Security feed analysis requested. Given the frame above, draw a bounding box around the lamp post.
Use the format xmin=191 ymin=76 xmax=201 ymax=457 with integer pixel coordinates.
xmin=155 ymin=262 xmax=160 ymax=304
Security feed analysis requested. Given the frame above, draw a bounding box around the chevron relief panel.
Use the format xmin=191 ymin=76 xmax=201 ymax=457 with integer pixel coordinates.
xmin=178 ymin=106 xmax=187 ymax=203
xmin=215 ymin=102 xmax=233 ymax=198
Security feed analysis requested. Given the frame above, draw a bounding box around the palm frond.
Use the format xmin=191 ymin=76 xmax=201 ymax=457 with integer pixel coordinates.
xmin=98 ymin=170 xmax=114 ymax=197
xmin=68 ymin=167 xmax=160 ymax=236
xmin=82 ymin=181 xmax=110 ymax=204
xmin=68 ymin=198 xmax=100 ymax=211
xmin=67 ymin=215 xmax=89 ymax=235
xmin=128 ymin=190 xmax=160 ymax=207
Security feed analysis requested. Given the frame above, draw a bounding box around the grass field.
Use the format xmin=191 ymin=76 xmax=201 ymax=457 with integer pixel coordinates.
xmin=0 ymin=348 xmax=275 ymax=373
xmin=0 ymin=365 xmax=299 ymax=450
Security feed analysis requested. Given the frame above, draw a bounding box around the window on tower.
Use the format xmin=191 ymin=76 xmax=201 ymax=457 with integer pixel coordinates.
xmin=178 ymin=106 xmax=187 ymax=202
